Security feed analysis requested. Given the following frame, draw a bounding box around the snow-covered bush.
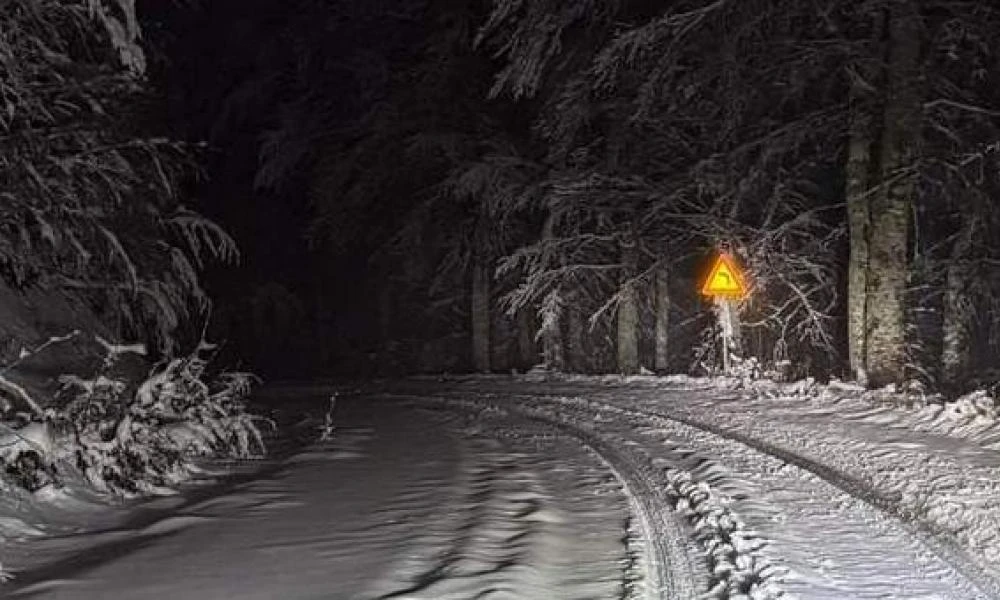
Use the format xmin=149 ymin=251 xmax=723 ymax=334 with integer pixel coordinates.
xmin=729 ymin=355 xmax=764 ymax=382
xmin=0 ymin=341 xmax=269 ymax=497
xmin=0 ymin=422 xmax=58 ymax=492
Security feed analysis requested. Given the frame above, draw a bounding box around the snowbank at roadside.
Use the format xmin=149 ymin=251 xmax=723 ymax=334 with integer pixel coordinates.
xmin=468 ymin=369 xmax=1000 ymax=449
xmin=732 ymin=375 xmax=1000 ymax=449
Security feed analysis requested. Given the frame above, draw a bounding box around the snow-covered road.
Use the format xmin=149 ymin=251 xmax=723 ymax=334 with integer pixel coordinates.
xmin=384 ymin=384 xmax=993 ymax=599
xmin=3 ymin=393 xmax=634 ymax=599
xmin=5 ymin=377 xmax=1000 ymax=599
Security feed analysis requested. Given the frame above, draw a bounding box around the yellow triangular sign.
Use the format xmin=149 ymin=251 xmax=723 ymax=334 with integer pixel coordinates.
xmin=701 ymin=254 xmax=745 ymax=297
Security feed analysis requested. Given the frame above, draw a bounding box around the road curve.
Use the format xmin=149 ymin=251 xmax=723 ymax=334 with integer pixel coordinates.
xmin=541 ymin=393 xmax=1000 ymax=600
xmin=382 ymin=393 xmax=705 ymax=600
xmin=372 ymin=382 xmax=997 ymax=600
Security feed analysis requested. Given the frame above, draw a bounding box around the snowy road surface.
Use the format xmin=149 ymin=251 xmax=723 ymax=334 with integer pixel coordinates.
xmin=5 ymin=377 xmax=1000 ymax=599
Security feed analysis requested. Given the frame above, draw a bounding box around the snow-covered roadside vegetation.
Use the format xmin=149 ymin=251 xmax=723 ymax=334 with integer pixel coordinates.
xmin=0 ymin=337 xmax=268 ymax=581
xmin=51 ymin=343 xmax=268 ymax=495
xmin=0 ymin=1 xmax=269 ymax=581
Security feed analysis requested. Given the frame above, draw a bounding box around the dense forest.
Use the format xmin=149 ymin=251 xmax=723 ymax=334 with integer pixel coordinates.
xmin=5 ymin=0 xmax=1000 ymax=395
xmin=171 ymin=0 xmax=999 ymax=393
xmin=0 ymin=0 xmax=262 ymax=497
xmin=2 ymin=1 xmax=999 ymax=591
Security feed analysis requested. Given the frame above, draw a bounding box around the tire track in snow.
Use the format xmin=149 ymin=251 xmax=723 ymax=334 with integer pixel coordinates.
xmin=460 ymin=412 xmax=650 ymax=600
xmin=359 ymin=405 xmax=629 ymax=600
xmin=371 ymin=448 xmax=548 ymax=599
xmin=382 ymin=393 xmax=703 ymax=600
xmin=497 ymin=407 xmax=704 ymax=600
xmin=542 ymin=393 xmax=1000 ymax=600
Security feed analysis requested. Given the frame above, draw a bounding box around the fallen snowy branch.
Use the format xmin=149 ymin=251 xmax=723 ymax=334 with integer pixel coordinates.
xmin=0 ymin=376 xmax=45 ymax=419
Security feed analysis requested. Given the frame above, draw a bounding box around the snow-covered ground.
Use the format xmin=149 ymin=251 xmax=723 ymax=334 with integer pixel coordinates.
xmin=370 ymin=375 xmax=1000 ymax=599
xmin=0 ymin=395 xmax=634 ymax=599
xmin=3 ymin=375 xmax=1000 ymax=599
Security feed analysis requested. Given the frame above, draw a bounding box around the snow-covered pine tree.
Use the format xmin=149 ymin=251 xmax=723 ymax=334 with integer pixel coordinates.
xmin=0 ymin=0 xmax=237 ymax=357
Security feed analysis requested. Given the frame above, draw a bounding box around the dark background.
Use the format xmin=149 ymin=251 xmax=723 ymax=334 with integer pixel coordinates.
xmin=131 ymin=0 xmax=1000 ymax=391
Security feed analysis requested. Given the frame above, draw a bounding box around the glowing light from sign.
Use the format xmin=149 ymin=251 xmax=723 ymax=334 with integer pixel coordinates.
xmin=701 ymin=253 xmax=746 ymax=297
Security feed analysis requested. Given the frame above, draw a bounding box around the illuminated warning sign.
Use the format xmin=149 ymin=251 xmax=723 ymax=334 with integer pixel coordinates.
xmin=701 ymin=253 xmax=745 ymax=297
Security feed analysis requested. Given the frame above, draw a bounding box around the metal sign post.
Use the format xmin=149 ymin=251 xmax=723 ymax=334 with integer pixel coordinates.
xmin=701 ymin=252 xmax=746 ymax=376
xmin=717 ymin=296 xmax=736 ymax=374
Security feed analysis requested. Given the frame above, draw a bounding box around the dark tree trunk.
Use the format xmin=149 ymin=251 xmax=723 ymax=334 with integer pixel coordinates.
xmin=654 ymin=263 xmax=670 ymax=372
xmin=617 ymin=239 xmax=639 ymax=375
xmin=941 ymin=215 xmax=975 ymax=388
xmin=378 ymin=277 xmax=392 ymax=345
xmin=539 ymin=213 xmax=564 ymax=371
xmin=516 ymin=306 xmax=537 ymax=369
xmin=491 ymin=309 xmax=512 ymax=373
xmin=567 ymin=301 xmax=587 ymax=373
xmin=471 ymin=263 xmax=491 ymax=372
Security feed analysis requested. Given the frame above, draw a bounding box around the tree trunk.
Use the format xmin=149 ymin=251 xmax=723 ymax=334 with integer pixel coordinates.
xmin=539 ymin=213 xmax=564 ymax=371
xmin=866 ymin=0 xmax=922 ymax=388
xmin=845 ymin=48 xmax=880 ymax=386
xmin=491 ymin=309 xmax=512 ymax=373
xmin=540 ymin=293 xmax=564 ymax=371
xmin=941 ymin=215 xmax=975 ymax=388
xmin=567 ymin=300 xmax=587 ymax=373
xmin=516 ymin=306 xmax=537 ymax=369
xmin=654 ymin=263 xmax=670 ymax=372
xmin=471 ymin=263 xmax=491 ymax=372
xmin=315 ymin=288 xmax=334 ymax=370
xmin=617 ymin=239 xmax=639 ymax=375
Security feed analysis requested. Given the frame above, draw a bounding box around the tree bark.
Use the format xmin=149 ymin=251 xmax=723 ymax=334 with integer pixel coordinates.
xmin=567 ymin=299 xmax=587 ymax=373
xmin=516 ymin=305 xmax=537 ymax=368
xmin=491 ymin=309 xmax=511 ymax=372
xmin=654 ymin=263 xmax=670 ymax=372
xmin=617 ymin=239 xmax=639 ymax=375
xmin=866 ymin=0 xmax=922 ymax=388
xmin=845 ymin=47 xmax=881 ymax=386
xmin=540 ymin=295 xmax=564 ymax=371
xmin=471 ymin=263 xmax=491 ymax=372
xmin=539 ymin=213 xmax=564 ymax=371
xmin=941 ymin=215 xmax=975 ymax=388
